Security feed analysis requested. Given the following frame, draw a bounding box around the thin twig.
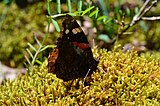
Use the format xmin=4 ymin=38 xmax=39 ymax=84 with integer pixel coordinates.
xmin=130 ymin=0 xmax=157 ymax=26
xmin=119 ymin=0 xmax=158 ymax=35
xmin=140 ymin=0 xmax=157 ymax=18
xmin=134 ymin=0 xmax=151 ymax=22
xmin=142 ymin=16 xmax=160 ymax=20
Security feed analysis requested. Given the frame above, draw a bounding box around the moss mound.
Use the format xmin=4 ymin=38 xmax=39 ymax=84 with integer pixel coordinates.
xmin=0 ymin=49 xmax=160 ymax=105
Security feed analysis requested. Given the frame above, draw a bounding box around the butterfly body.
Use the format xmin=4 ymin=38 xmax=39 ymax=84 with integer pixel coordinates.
xmin=48 ymin=15 xmax=98 ymax=81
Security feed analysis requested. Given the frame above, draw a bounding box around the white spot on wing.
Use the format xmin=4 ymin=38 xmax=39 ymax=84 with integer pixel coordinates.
xmin=65 ymin=29 xmax=69 ymax=34
xmin=72 ymin=28 xmax=78 ymax=34
xmin=72 ymin=27 xmax=82 ymax=34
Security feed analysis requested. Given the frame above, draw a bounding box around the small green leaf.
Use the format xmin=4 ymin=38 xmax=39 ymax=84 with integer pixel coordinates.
xmin=26 ymin=48 xmax=33 ymax=59
xmin=40 ymin=45 xmax=56 ymax=52
xmin=95 ymin=7 xmax=99 ymax=18
xmin=73 ymin=11 xmax=83 ymax=15
xmin=89 ymin=9 xmax=99 ymax=18
xmin=27 ymin=43 xmax=36 ymax=51
xmin=68 ymin=13 xmax=77 ymax=16
xmin=51 ymin=19 xmax=60 ymax=32
xmin=98 ymin=34 xmax=111 ymax=43
xmin=134 ymin=7 xmax=139 ymax=14
xmin=126 ymin=7 xmax=130 ymax=16
xmin=97 ymin=16 xmax=107 ymax=21
xmin=104 ymin=18 xmax=112 ymax=24
xmin=82 ymin=6 xmax=95 ymax=16
xmin=57 ymin=0 xmax=61 ymax=13
xmin=67 ymin=0 xmax=72 ymax=13
xmin=87 ymin=2 xmax=91 ymax=15
xmin=24 ymin=55 xmax=31 ymax=66
xmin=47 ymin=1 xmax=51 ymax=15
xmin=78 ymin=0 xmax=82 ymax=12
xmin=34 ymin=36 xmax=42 ymax=47
xmin=35 ymin=59 xmax=42 ymax=65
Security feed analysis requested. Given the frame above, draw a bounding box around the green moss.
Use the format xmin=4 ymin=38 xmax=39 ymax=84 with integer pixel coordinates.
xmin=0 ymin=49 xmax=160 ymax=105
xmin=0 ymin=2 xmax=47 ymax=67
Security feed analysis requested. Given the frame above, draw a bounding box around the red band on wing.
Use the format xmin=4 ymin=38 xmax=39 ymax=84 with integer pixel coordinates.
xmin=72 ymin=42 xmax=89 ymax=50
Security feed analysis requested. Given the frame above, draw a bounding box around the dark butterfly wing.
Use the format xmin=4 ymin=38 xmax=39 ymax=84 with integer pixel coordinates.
xmin=48 ymin=48 xmax=59 ymax=73
xmin=61 ymin=14 xmax=89 ymax=44
xmin=48 ymin=14 xmax=98 ymax=81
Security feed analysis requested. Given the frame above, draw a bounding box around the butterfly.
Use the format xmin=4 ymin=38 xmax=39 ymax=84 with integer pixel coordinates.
xmin=48 ymin=14 xmax=98 ymax=81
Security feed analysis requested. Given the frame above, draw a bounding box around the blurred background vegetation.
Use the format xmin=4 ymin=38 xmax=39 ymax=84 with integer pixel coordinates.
xmin=0 ymin=0 xmax=160 ymax=68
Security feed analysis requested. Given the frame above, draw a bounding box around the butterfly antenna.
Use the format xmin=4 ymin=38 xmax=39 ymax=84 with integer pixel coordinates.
xmin=82 ymin=68 xmax=91 ymax=87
